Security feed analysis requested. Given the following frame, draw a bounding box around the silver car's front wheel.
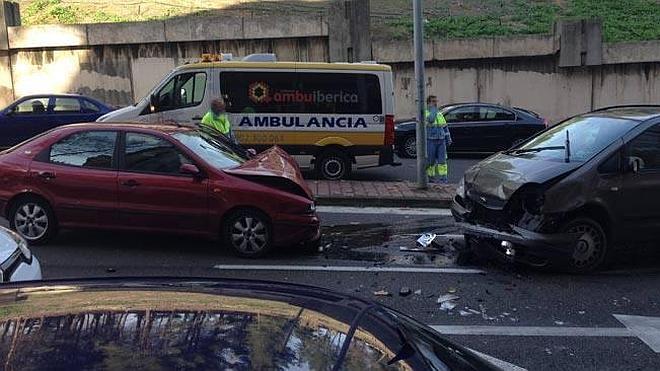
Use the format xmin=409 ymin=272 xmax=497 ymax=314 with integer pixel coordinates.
xmin=224 ymin=210 xmax=272 ymax=258
xmin=10 ymin=197 xmax=56 ymax=244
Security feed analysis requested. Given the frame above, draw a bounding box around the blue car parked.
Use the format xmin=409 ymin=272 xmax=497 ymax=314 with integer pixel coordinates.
xmin=0 ymin=94 xmax=114 ymax=148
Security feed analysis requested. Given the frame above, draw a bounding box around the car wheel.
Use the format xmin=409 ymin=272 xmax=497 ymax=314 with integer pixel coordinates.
xmin=400 ymin=135 xmax=417 ymax=158
xmin=223 ymin=209 xmax=272 ymax=258
xmin=316 ymin=149 xmax=351 ymax=180
xmin=9 ymin=196 xmax=57 ymax=245
xmin=562 ymin=218 xmax=609 ymax=273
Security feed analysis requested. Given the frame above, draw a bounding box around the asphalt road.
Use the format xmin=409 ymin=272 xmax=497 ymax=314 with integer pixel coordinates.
xmin=17 ymin=207 xmax=660 ymax=371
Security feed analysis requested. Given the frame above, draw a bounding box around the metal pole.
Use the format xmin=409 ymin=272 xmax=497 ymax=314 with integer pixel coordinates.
xmin=413 ymin=0 xmax=427 ymax=189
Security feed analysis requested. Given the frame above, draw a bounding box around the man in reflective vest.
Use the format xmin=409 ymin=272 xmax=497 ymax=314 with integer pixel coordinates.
xmin=201 ymin=98 xmax=236 ymax=142
xmin=425 ymin=95 xmax=452 ymax=183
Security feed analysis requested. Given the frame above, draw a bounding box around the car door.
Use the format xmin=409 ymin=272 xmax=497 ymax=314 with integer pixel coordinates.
xmin=444 ymin=105 xmax=479 ymax=152
xmin=29 ymin=130 xmax=119 ymax=228
xmin=139 ymin=71 xmax=209 ymax=125
xmin=117 ymin=132 xmax=209 ymax=234
xmin=475 ymin=106 xmax=517 ymax=152
xmin=51 ymin=97 xmax=93 ymax=125
xmin=0 ymin=97 xmax=52 ymax=147
xmin=620 ymin=123 xmax=660 ymax=243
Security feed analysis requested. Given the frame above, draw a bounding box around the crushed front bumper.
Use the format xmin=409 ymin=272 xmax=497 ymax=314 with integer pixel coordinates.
xmin=452 ymin=197 xmax=580 ymax=266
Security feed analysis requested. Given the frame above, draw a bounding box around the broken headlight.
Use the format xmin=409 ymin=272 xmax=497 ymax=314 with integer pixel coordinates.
xmin=522 ymin=191 xmax=545 ymax=215
xmin=456 ymin=176 xmax=466 ymax=199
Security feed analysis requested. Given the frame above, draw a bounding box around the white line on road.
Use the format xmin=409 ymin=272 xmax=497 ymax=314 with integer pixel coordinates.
xmin=430 ymin=325 xmax=632 ymax=337
xmin=213 ymin=264 xmax=484 ymax=274
xmin=317 ymin=206 xmax=452 ymax=216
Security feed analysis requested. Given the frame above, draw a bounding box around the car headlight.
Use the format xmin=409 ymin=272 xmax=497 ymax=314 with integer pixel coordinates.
xmin=456 ymin=176 xmax=466 ymax=198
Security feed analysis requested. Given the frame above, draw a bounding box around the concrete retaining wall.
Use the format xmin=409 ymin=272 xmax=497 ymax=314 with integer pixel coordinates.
xmin=0 ymin=1 xmax=658 ymax=124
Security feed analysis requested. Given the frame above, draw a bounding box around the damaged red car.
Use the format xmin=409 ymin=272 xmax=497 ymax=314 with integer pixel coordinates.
xmin=453 ymin=106 xmax=660 ymax=272
xmin=0 ymin=123 xmax=320 ymax=257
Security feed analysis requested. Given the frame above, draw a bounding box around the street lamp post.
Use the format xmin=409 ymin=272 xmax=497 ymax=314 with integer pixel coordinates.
xmin=413 ymin=0 xmax=427 ymax=189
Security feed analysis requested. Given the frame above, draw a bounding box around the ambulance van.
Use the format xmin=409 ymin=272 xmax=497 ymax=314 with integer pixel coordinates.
xmin=97 ymin=54 xmax=397 ymax=180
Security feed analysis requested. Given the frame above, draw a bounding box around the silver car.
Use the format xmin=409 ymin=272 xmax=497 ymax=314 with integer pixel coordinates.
xmin=0 ymin=226 xmax=41 ymax=282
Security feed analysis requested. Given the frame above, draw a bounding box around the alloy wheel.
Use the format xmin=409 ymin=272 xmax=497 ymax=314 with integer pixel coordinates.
xmin=14 ymin=203 xmax=49 ymax=241
xmin=230 ymin=216 xmax=268 ymax=254
xmin=404 ymin=136 xmax=417 ymax=157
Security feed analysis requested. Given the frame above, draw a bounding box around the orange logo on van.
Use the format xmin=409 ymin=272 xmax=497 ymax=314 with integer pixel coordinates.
xmin=248 ymin=81 xmax=271 ymax=104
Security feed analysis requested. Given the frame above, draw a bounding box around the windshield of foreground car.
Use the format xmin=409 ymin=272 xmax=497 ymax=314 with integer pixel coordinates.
xmin=173 ymin=131 xmax=245 ymax=170
xmin=511 ymin=116 xmax=635 ymax=162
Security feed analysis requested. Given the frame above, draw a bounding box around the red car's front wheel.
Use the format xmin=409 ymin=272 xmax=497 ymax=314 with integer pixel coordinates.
xmin=9 ymin=196 xmax=57 ymax=245
xmin=223 ymin=209 xmax=272 ymax=258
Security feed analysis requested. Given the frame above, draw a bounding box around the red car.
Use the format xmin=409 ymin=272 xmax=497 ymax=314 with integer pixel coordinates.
xmin=0 ymin=123 xmax=320 ymax=257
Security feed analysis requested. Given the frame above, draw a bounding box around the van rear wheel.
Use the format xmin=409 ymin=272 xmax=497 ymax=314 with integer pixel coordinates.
xmin=316 ymin=150 xmax=351 ymax=180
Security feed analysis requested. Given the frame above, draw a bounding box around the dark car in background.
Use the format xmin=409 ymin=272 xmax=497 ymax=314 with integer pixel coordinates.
xmin=0 ymin=94 xmax=114 ymax=148
xmin=452 ymin=105 xmax=660 ymax=272
xmin=395 ymin=103 xmax=548 ymax=158
xmin=0 ymin=278 xmax=500 ymax=370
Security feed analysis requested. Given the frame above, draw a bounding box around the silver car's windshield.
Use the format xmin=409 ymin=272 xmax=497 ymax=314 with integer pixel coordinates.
xmin=513 ymin=116 xmax=635 ymax=162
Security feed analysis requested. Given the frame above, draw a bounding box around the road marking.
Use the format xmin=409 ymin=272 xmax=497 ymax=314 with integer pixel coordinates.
xmin=430 ymin=325 xmax=632 ymax=337
xmin=213 ymin=264 xmax=484 ymax=274
xmin=614 ymin=314 xmax=660 ymax=353
xmin=317 ymin=206 xmax=452 ymax=216
xmin=467 ymin=348 xmax=528 ymax=371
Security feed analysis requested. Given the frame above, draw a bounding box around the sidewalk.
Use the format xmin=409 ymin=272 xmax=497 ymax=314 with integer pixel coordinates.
xmin=308 ymin=180 xmax=456 ymax=208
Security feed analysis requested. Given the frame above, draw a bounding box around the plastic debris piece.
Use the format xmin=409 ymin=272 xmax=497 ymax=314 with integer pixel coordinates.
xmin=416 ymin=233 xmax=442 ymax=249
xmin=437 ymin=294 xmax=460 ymax=304
xmin=414 ymin=289 xmax=422 ymax=295
xmin=373 ymin=290 xmax=391 ymax=297
xmin=106 ymin=268 xmax=116 ymax=273
xmin=554 ymin=321 xmax=565 ymax=326
xmin=468 ymin=308 xmax=481 ymax=315
xmin=447 ymin=287 xmax=457 ymax=294
xmin=578 ymin=311 xmax=586 ymax=315
xmin=459 ymin=310 xmax=473 ymax=316
xmin=440 ymin=301 xmax=457 ymax=311
xmin=399 ymin=287 xmax=412 ymax=297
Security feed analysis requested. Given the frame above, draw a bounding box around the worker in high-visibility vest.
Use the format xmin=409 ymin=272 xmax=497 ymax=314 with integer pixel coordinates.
xmin=425 ymin=95 xmax=452 ymax=183
xmin=201 ymin=98 xmax=235 ymax=142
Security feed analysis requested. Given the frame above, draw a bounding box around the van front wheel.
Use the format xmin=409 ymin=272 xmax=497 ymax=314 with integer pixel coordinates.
xmin=316 ymin=150 xmax=351 ymax=180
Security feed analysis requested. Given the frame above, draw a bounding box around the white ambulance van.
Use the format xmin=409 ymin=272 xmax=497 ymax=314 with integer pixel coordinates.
xmin=97 ymin=54 xmax=397 ymax=180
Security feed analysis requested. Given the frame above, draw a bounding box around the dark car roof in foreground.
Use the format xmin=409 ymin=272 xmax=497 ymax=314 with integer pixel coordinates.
xmin=587 ymin=105 xmax=660 ymax=121
xmin=0 ymin=277 xmax=497 ymax=370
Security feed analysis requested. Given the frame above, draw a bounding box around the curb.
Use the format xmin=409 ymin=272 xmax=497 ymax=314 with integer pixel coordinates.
xmin=315 ymin=197 xmax=452 ymax=209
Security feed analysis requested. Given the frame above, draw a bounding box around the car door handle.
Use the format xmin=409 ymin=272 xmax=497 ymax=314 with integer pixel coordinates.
xmin=121 ymin=179 xmax=140 ymax=187
xmin=37 ymin=171 xmax=56 ymax=180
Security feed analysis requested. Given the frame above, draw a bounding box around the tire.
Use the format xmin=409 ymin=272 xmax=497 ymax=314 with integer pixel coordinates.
xmin=316 ymin=149 xmax=351 ymax=180
xmin=561 ymin=217 xmax=610 ymax=273
xmin=399 ymin=135 xmax=417 ymax=158
xmin=9 ymin=196 xmax=57 ymax=245
xmin=223 ymin=209 xmax=273 ymax=258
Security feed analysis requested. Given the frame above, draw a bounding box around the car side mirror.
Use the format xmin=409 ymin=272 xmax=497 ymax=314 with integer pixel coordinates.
xmin=180 ymin=163 xmax=202 ymax=177
xmin=149 ymin=94 xmax=158 ymax=113
xmin=627 ymin=156 xmax=643 ymax=174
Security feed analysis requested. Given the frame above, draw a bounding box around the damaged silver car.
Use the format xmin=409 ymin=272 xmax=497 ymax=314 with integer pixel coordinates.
xmin=452 ymin=105 xmax=660 ymax=272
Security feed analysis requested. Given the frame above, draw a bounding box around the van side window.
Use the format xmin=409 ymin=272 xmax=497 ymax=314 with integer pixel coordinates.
xmin=153 ymin=72 xmax=206 ymax=113
xmin=629 ymin=124 xmax=660 ymax=171
xmin=219 ymin=72 xmax=382 ymax=114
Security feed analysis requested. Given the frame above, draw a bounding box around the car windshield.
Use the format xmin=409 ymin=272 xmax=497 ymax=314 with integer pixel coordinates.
xmin=512 ymin=116 xmax=635 ymax=162
xmin=173 ymin=131 xmax=245 ymax=170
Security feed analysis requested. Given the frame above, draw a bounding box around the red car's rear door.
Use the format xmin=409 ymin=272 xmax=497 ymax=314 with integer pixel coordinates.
xmin=29 ymin=130 xmax=119 ymax=228
xmin=117 ymin=132 xmax=209 ymax=234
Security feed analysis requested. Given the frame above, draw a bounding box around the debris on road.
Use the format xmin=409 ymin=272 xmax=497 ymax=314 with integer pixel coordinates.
xmin=399 ymin=287 xmax=412 ymax=297
xmin=106 ymin=268 xmax=116 ymax=273
xmin=440 ymin=301 xmax=458 ymax=311
xmin=447 ymin=287 xmax=457 ymax=294
xmin=459 ymin=309 xmax=473 ymax=316
xmin=399 ymin=246 xmax=445 ymax=253
xmin=437 ymin=294 xmax=460 ymax=303
xmin=416 ymin=233 xmax=443 ymax=250
xmin=373 ymin=290 xmax=391 ymax=297
xmin=554 ymin=321 xmax=565 ymax=326
xmin=578 ymin=310 xmax=586 ymax=315
xmin=414 ymin=289 xmax=422 ymax=295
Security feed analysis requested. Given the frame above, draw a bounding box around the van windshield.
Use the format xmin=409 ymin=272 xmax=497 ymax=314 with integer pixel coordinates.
xmin=511 ymin=116 xmax=635 ymax=162
xmin=173 ymin=131 xmax=245 ymax=170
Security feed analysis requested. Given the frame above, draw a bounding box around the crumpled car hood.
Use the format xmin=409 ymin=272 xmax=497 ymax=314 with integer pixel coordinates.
xmin=465 ymin=153 xmax=581 ymax=204
xmin=224 ymin=146 xmax=313 ymax=199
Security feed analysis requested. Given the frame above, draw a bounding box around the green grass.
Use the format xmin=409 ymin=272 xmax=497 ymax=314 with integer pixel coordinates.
xmin=388 ymin=0 xmax=660 ymax=42
xmin=23 ymin=0 xmax=129 ymax=24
